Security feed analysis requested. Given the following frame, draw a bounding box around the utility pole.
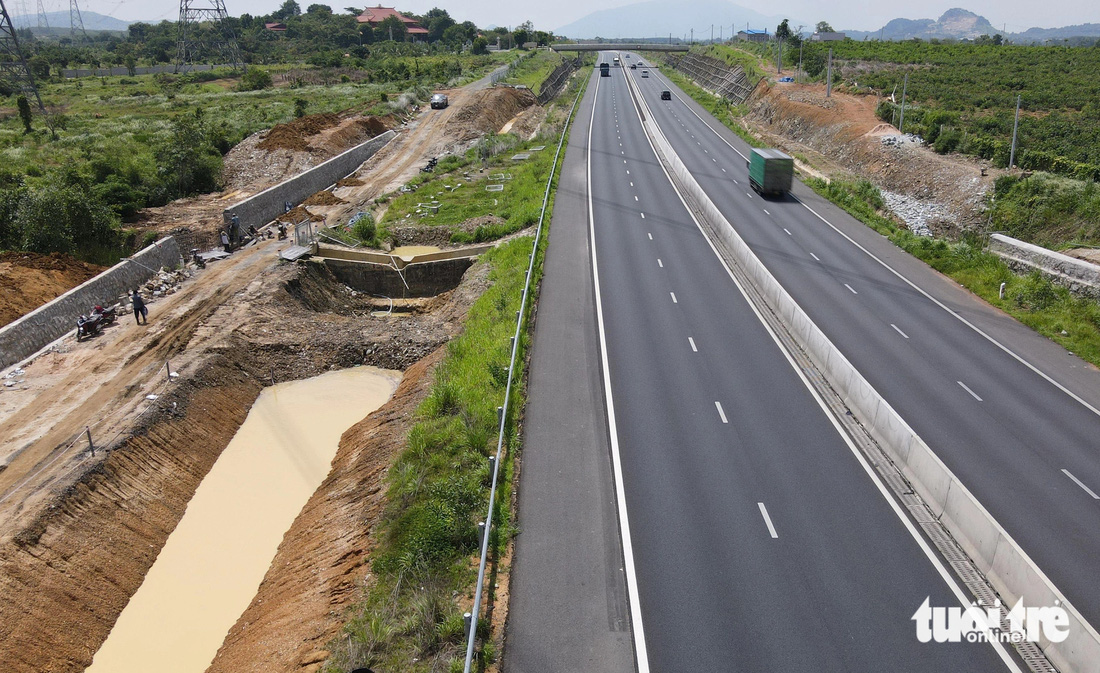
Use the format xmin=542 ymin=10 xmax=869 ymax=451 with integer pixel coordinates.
xmin=175 ymin=0 xmax=242 ymax=72
xmin=798 ymin=39 xmax=803 ymax=82
xmin=825 ymin=48 xmax=833 ymax=97
xmin=898 ymin=72 xmax=908 ymax=132
xmin=690 ymin=28 xmax=693 ymax=45
xmin=710 ymin=24 xmax=713 ymax=44
xmin=0 ymin=0 xmax=52 ymax=133
xmin=777 ymin=35 xmax=782 ymax=73
xmin=1009 ymin=94 xmax=1021 ymax=169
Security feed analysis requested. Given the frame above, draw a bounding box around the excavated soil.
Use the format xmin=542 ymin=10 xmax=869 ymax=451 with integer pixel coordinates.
xmin=0 ymin=254 xmax=488 ymax=673
xmin=0 ymin=252 xmax=107 ymax=328
xmin=444 ymin=87 xmax=538 ymax=142
xmin=745 ymin=82 xmax=998 ymax=235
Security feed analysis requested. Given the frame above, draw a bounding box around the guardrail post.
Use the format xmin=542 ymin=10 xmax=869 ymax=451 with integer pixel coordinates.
xmin=488 ymin=454 xmax=497 ymax=475
xmin=464 ymin=612 xmax=473 ymax=638
xmin=478 ymin=521 xmax=487 ymax=545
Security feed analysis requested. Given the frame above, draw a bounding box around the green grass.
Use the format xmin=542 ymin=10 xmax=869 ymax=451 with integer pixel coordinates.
xmin=696 ymin=44 xmax=768 ymax=82
xmin=323 ymin=71 xmax=586 ymax=673
xmin=650 ymin=60 xmax=761 ymax=148
xmin=502 ymin=49 xmax=566 ymax=91
xmin=379 ymin=136 xmax=555 ymax=244
xmin=806 ymin=178 xmax=1100 ymax=366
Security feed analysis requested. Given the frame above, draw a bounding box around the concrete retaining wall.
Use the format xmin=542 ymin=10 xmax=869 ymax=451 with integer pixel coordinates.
xmin=222 ymin=130 xmax=396 ymax=231
xmin=0 ymin=237 xmax=182 ymax=370
xmin=316 ymin=243 xmax=494 ymax=268
xmin=989 ymin=233 xmax=1100 ymax=300
xmin=318 ymin=256 xmax=475 ymax=298
xmin=629 ymin=73 xmax=1100 ymax=673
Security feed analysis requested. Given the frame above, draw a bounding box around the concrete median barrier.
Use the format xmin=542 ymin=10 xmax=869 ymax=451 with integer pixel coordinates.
xmin=626 ymin=69 xmax=1100 ymax=673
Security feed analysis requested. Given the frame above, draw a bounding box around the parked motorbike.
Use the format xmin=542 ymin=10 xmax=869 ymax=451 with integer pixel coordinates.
xmin=75 ymin=304 xmax=117 ymax=341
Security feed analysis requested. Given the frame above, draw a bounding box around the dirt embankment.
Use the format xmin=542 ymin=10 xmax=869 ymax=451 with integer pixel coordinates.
xmin=444 ymin=86 xmax=538 ymax=142
xmin=207 ymin=346 xmax=445 ymax=673
xmin=0 ymin=256 xmax=487 ymax=673
xmin=744 ymin=82 xmax=997 ymax=235
xmin=0 ymin=252 xmax=107 ymax=328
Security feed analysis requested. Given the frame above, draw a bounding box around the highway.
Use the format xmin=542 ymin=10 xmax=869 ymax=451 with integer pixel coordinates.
xmin=627 ymin=55 xmax=1100 ymax=630
xmin=583 ymin=55 xmax=1013 ymax=672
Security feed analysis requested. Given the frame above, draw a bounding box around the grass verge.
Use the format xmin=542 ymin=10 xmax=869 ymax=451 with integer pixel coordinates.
xmin=324 ymin=71 xmax=586 ymax=673
xmin=646 ymin=56 xmax=760 ymax=148
xmin=806 ymin=178 xmax=1100 ymax=366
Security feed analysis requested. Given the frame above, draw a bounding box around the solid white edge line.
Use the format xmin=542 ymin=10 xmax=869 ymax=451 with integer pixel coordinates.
xmin=623 ymin=70 xmax=1021 ymax=671
xmin=715 ymin=400 xmax=728 ymax=424
xmin=671 ymin=66 xmax=1099 ymax=424
xmin=586 ymin=71 xmax=651 ymax=673
xmin=757 ymin=502 xmax=779 ymax=538
xmin=958 ymin=380 xmax=984 ymax=402
xmin=1061 ymin=469 xmax=1100 ymax=500
xmin=891 ymin=324 xmax=910 ymax=339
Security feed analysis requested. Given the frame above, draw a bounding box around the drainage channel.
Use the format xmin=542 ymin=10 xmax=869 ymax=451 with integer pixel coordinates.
xmin=86 ymin=366 xmax=401 ymax=673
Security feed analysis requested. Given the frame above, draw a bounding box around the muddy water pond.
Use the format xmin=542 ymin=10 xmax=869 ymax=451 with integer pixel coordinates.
xmin=391 ymin=245 xmax=441 ymax=259
xmin=86 ymin=366 xmax=401 ymax=673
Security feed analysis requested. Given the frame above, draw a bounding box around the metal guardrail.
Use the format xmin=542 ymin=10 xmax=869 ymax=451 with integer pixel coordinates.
xmin=536 ymin=57 xmax=583 ymax=105
xmin=461 ymin=70 xmax=590 ymax=673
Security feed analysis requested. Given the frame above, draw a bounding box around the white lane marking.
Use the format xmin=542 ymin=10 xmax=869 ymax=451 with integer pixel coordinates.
xmin=891 ymin=324 xmax=910 ymax=339
xmin=958 ymin=380 xmax=983 ymax=402
xmin=670 ymin=292 xmax=678 ymax=303
xmin=634 ymin=195 xmax=639 ymax=201
xmin=626 ymin=170 xmax=630 ymax=175
xmin=657 ymin=258 xmax=663 ymax=267
xmin=844 ymin=283 xmax=857 ymax=294
xmin=633 ymin=93 xmax=1025 ymax=668
xmin=630 ymin=181 xmax=634 ymax=187
xmin=721 ymin=168 xmax=726 ymax=173
xmin=624 ymin=159 xmax=627 ymax=164
xmin=1062 ymin=469 xmax=1100 ymax=499
xmin=704 ymin=148 xmax=708 ymax=153
xmin=746 ymin=193 xmax=753 ymax=199
xmin=763 ymin=209 xmax=770 ymax=215
xmin=626 ymin=58 xmax=1021 ymax=672
xmin=758 ymin=503 xmax=779 ymax=538
xmin=715 ymin=400 xmax=728 ymax=423
xmin=689 ymin=337 xmax=697 ymax=352
xmin=733 ymin=179 xmax=738 ymax=184
xmin=795 ymin=199 xmax=1100 ymax=423
xmin=784 ymin=228 xmax=793 ymax=236
xmin=810 ymin=252 xmax=820 ymax=261
xmin=647 ymin=232 xmax=652 ymax=240
xmin=585 ymin=71 xmax=651 ymax=673
xmin=641 ymin=213 xmax=646 ymax=219
xmin=712 ymin=158 xmax=717 ymax=162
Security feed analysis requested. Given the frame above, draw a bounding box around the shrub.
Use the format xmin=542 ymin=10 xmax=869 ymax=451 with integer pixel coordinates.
xmin=351 ymin=213 xmax=376 ymax=243
xmin=238 ymin=67 xmax=273 ymax=91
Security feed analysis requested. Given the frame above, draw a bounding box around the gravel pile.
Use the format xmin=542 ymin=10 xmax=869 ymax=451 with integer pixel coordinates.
xmin=881 ymin=190 xmax=951 ymax=237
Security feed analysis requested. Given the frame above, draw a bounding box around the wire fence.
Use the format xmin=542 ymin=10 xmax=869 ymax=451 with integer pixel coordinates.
xmin=461 ymin=70 xmax=590 ymax=673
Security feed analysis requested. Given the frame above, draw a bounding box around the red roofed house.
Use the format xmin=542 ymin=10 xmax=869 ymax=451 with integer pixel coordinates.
xmin=356 ymin=5 xmax=429 ymax=39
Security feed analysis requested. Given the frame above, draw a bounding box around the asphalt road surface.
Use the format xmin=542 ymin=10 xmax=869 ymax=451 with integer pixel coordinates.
xmin=507 ymin=56 xmax=1016 ymax=673
xmin=629 ymin=56 xmax=1100 ymax=631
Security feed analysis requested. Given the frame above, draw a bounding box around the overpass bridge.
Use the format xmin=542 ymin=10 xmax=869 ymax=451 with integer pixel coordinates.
xmin=550 ymin=43 xmax=690 ymax=52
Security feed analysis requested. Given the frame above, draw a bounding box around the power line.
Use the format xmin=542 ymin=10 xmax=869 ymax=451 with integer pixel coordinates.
xmin=175 ymin=0 xmax=241 ymax=73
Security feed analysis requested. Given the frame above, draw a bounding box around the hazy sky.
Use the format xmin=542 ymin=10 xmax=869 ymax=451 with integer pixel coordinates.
xmin=44 ymin=0 xmax=1100 ymax=33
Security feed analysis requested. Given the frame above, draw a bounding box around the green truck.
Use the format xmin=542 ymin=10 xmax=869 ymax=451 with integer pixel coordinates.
xmin=748 ymin=148 xmax=794 ymax=196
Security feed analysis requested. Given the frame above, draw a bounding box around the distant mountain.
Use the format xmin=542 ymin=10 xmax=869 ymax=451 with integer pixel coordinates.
xmin=844 ymin=8 xmax=1100 ymax=43
xmin=1010 ymin=23 xmax=1100 ymax=43
xmin=11 ymin=11 xmax=131 ymax=32
xmin=554 ymin=0 xmax=805 ymax=41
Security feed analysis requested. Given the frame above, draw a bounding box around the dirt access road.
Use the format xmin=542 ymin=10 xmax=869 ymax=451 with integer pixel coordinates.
xmin=0 ymin=70 xmax=502 ymax=544
xmin=0 ymin=67 xmax=526 ymax=673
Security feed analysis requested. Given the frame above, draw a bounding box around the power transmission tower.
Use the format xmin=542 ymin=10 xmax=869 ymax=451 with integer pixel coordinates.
xmin=175 ymin=0 xmax=242 ymax=73
xmin=0 ymin=0 xmax=53 ymax=132
xmin=34 ymin=0 xmax=47 ymax=30
xmin=69 ymin=0 xmax=89 ymax=43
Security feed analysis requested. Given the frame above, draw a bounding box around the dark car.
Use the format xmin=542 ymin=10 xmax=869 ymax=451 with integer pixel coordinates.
xmin=660 ymin=90 xmax=671 ymax=100
xmin=430 ymin=93 xmax=448 ymax=109
xmin=630 ymin=63 xmax=637 ymax=69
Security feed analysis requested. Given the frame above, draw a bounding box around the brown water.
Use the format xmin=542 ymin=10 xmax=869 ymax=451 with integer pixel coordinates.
xmin=86 ymin=366 xmax=401 ymax=673
xmin=391 ymin=245 xmax=441 ymax=259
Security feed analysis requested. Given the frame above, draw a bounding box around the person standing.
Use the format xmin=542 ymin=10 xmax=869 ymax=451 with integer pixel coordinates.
xmin=131 ymin=289 xmax=148 ymax=325
xmin=221 ymin=230 xmax=231 ymax=253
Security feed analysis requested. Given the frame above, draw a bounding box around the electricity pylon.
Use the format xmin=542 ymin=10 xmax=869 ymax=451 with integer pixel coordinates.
xmin=0 ymin=0 xmax=53 ymax=133
xmin=175 ymin=0 xmax=242 ymax=73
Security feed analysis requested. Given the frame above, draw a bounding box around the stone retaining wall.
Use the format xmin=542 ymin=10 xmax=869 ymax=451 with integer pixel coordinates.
xmin=0 ymin=237 xmax=182 ymax=370
xmin=318 ymin=256 xmax=474 ymax=298
xmin=222 ymin=130 xmax=396 ymax=231
xmin=988 ymin=233 xmax=1100 ymax=299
